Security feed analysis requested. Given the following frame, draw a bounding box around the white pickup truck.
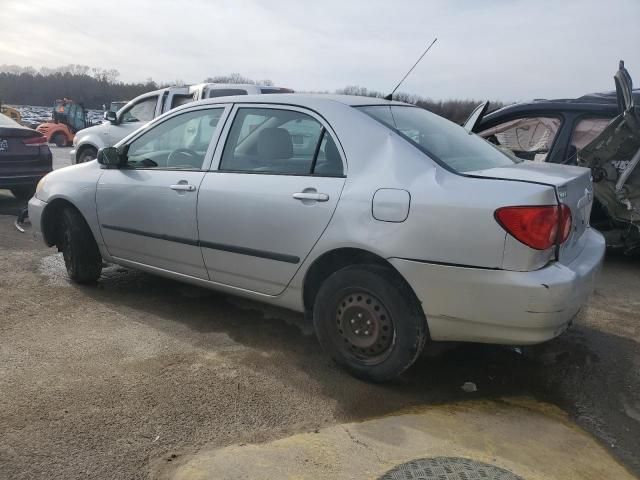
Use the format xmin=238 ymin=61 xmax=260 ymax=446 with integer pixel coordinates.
xmin=70 ymin=83 xmax=293 ymax=163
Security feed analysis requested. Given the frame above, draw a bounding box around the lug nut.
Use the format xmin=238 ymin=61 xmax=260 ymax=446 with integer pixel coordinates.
xmin=355 ymin=329 xmax=360 ymax=334
xmin=350 ymin=319 xmax=355 ymax=324
xmin=366 ymin=320 xmax=371 ymax=325
xmin=364 ymin=330 xmax=370 ymax=335
xmin=358 ymin=313 xmax=363 ymax=318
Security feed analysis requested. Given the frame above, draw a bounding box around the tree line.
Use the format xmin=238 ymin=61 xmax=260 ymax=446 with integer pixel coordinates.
xmin=0 ymin=64 xmax=502 ymax=122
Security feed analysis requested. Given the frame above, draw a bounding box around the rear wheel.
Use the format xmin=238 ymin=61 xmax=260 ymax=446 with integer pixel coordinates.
xmin=10 ymin=185 xmax=36 ymax=201
xmin=52 ymin=133 xmax=67 ymax=147
xmin=59 ymin=207 xmax=102 ymax=284
xmin=313 ymin=265 xmax=427 ymax=382
xmin=77 ymin=147 xmax=97 ymax=164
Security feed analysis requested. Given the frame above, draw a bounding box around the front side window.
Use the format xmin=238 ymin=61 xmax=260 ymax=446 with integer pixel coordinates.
xmin=479 ymin=116 xmax=561 ymax=162
xmin=120 ymin=96 xmax=158 ymax=123
xmin=220 ymin=107 xmax=342 ymax=175
xmin=358 ymin=105 xmax=519 ymax=173
xmin=126 ymin=108 xmax=224 ymax=169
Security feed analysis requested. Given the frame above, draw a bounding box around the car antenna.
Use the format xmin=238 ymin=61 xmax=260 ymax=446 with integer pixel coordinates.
xmin=384 ymin=37 xmax=437 ymax=101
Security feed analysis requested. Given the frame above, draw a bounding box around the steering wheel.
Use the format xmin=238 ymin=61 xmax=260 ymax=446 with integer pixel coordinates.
xmin=167 ymin=148 xmax=198 ymax=166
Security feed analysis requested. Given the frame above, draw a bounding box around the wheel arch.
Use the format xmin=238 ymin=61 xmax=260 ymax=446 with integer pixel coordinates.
xmin=41 ymin=197 xmax=83 ymax=248
xmin=76 ymin=143 xmax=99 ymax=162
xmin=302 ymin=247 xmax=423 ymax=317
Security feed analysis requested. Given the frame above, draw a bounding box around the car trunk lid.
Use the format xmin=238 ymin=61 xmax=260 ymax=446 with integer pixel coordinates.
xmin=467 ymin=161 xmax=594 ymax=264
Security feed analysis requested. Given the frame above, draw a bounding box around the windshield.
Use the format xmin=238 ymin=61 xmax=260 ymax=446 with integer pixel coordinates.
xmin=357 ymin=105 xmax=520 ymax=173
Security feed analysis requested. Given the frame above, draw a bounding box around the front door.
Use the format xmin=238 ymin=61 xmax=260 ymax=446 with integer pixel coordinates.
xmin=198 ymin=105 xmax=346 ymax=295
xmin=97 ymin=106 xmax=228 ymax=279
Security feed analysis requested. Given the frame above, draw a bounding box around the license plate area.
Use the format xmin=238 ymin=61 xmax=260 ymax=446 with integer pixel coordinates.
xmin=0 ymin=139 xmax=8 ymax=152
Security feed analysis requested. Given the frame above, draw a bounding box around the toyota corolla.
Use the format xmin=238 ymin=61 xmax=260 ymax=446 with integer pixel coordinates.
xmin=29 ymin=94 xmax=605 ymax=381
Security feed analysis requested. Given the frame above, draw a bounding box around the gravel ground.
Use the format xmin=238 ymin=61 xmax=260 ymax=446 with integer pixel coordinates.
xmin=0 ymin=153 xmax=638 ymax=478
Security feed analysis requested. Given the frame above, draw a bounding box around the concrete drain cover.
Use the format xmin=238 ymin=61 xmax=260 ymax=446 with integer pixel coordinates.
xmin=379 ymin=457 xmax=524 ymax=480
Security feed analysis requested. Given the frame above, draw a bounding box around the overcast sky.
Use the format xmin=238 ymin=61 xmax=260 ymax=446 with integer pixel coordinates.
xmin=2 ymin=0 xmax=639 ymax=101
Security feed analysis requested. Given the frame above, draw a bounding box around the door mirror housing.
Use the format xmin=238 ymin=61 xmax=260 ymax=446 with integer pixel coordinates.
xmin=97 ymin=146 xmax=126 ymax=167
xmin=104 ymin=110 xmax=118 ymax=124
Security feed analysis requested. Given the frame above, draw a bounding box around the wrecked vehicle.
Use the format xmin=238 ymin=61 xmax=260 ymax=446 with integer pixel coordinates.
xmin=470 ymin=61 xmax=640 ymax=253
xmin=29 ymin=94 xmax=604 ymax=381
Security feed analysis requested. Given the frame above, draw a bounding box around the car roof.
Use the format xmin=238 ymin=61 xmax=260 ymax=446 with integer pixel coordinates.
xmin=482 ymin=88 xmax=640 ymax=123
xmin=180 ymin=93 xmax=409 ymax=109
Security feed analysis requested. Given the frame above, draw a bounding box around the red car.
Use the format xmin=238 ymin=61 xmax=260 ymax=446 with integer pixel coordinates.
xmin=0 ymin=113 xmax=52 ymax=200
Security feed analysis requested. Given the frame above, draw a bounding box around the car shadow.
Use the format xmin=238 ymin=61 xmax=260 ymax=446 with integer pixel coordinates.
xmin=45 ymin=256 xmax=639 ymax=476
xmin=3 ymin=178 xmax=637 ymax=472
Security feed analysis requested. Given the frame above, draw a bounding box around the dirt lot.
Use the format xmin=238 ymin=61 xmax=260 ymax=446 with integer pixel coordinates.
xmin=0 ymin=150 xmax=639 ymax=478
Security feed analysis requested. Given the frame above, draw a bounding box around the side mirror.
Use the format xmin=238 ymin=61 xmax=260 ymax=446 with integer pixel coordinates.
xmin=97 ymin=146 xmax=125 ymax=167
xmin=103 ymin=110 xmax=118 ymax=124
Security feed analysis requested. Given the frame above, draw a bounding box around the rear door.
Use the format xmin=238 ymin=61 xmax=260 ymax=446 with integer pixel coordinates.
xmin=197 ymin=104 xmax=346 ymax=295
xmin=97 ymin=106 xmax=229 ymax=278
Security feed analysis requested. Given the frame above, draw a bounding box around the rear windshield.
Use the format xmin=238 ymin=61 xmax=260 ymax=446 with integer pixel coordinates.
xmin=357 ymin=105 xmax=520 ymax=173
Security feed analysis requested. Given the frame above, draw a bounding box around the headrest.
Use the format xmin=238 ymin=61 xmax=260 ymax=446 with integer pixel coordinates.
xmin=257 ymin=128 xmax=293 ymax=160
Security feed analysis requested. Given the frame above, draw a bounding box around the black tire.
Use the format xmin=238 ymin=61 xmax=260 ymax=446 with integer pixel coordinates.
xmin=59 ymin=207 xmax=102 ymax=284
xmin=313 ymin=264 xmax=428 ymax=382
xmin=10 ymin=185 xmax=36 ymax=201
xmin=52 ymin=133 xmax=67 ymax=147
xmin=77 ymin=147 xmax=97 ymax=164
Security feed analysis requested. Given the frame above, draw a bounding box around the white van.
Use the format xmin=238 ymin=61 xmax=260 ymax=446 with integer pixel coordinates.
xmin=70 ymin=83 xmax=293 ymax=163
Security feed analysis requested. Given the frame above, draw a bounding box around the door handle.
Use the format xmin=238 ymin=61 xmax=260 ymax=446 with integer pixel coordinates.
xmin=170 ymin=184 xmax=196 ymax=192
xmin=292 ymin=192 xmax=329 ymax=202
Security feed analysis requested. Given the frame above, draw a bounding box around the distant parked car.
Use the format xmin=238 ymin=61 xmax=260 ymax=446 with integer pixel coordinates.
xmin=71 ymin=83 xmax=294 ymax=164
xmin=0 ymin=112 xmax=52 ymax=200
xmin=469 ymin=61 xmax=640 ymax=253
xmin=30 ymin=94 xmax=603 ymax=381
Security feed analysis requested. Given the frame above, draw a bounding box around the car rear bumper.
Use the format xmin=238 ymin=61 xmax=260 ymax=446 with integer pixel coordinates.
xmin=389 ymin=228 xmax=606 ymax=345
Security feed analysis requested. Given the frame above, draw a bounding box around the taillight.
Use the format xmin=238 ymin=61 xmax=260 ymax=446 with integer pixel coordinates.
xmin=558 ymin=204 xmax=572 ymax=244
xmin=495 ymin=205 xmax=561 ymax=250
xmin=22 ymin=135 xmax=48 ymax=147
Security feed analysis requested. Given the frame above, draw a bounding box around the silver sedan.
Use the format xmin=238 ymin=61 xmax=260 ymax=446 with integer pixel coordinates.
xmin=29 ymin=94 xmax=605 ymax=381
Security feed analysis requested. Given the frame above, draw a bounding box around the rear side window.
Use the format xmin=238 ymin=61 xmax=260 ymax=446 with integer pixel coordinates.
xmin=570 ymin=117 xmax=611 ymax=150
xmin=220 ymin=107 xmax=342 ymax=176
xmin=260 ymin=88 xmax=294 ymax=94
xmin=479 ymin=116 xmax=561 ymax=162
xmin=208 ymin=89 xmax=248 ymax=98
xmin=358 ymin=105 xmax=518 ymax=173
xmin=171 ymin=94 xmax=195 ymax=109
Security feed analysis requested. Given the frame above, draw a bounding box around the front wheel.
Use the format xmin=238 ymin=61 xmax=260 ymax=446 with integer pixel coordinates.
xmin=77 ymin=147 xmax=97 ymax=164
xmin=59 ymin=207 xmax=102 ymax=283
xmin=313 ymin=265 xmax=427 ymax=382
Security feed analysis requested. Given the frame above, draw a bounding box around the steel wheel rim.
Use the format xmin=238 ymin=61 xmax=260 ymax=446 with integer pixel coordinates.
xmin=335 ymin=291 xmax=395 ymax=365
